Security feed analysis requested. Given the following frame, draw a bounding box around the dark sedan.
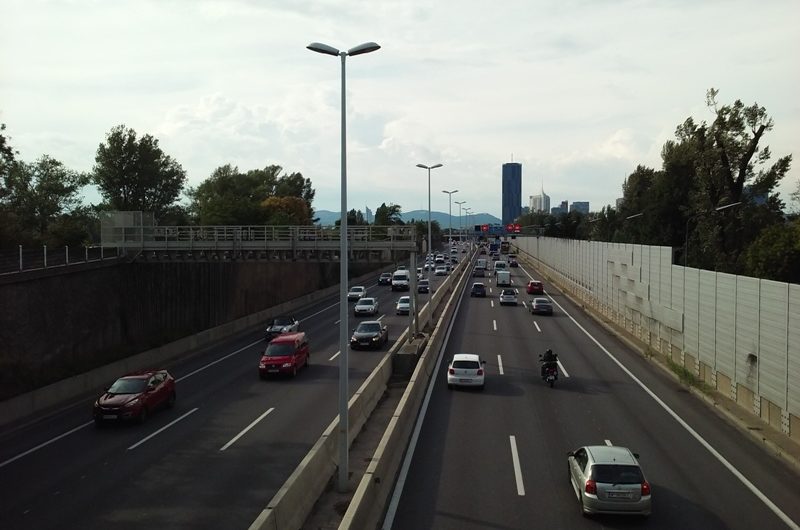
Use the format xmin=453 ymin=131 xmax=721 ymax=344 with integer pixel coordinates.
xmin=509 ymin=258 xmax=519 ymax=267
xmin=350 ymin=320 xmax=389 ymax=350
xmin=378 ymin=272 xmax=392 ymax=285
xmin=93 ymin=370 xmax=176 ymax=425
xmin=529 ymin=297 xmax=553 ymax=315
xmin=470 ymin=282 xmax=487 ymax=297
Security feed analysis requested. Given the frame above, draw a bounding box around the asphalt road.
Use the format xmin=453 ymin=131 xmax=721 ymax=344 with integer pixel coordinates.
xmin=0 ymin=254 xmax=461 ymax=530
xmin=386 ymin=256 xmax=800 ymax=530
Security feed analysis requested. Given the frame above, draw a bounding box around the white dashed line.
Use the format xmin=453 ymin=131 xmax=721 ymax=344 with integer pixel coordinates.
xmin=128 ymin=408 xmax=199 ymax=451
xmin=497 ymin=355 xmax=505 ymax=375
xmin=220 ymin=407 xmax=275 ymax=451
xmin=0 ymin=421 xmax=93 ymax=469
xmin=557 ymin=359 xmax=570 ymax=377
xmin=493 ymin=320 xmax=497 ymax=331
xmin=329 ymin=350 xmax=341 ymax=361
xmin=605 ymin=439 xmax=613 ymax=446
xmin=509 ymin=435 xmax=525 ymax=496
xmin=533 ymin=321 xmax=541 ymax=333
xmin=490 ymin=300 xmax=494 ymax=308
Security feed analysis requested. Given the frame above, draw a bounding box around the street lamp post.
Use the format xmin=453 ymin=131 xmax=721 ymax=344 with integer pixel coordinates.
xmin=454 ymin=200 xmax=466 ymax=242
xmin=684 ymin=201 xmax=742 ymax=268
xmin=442 ymin=189 xmax=458 ymax=245
xmin=307 ymin=40 xmax=380 ymax=493
xmin=417 ymin=163 xmax=443 ymax=279
xmin=464 ymin=207 xmax=472 ymax=244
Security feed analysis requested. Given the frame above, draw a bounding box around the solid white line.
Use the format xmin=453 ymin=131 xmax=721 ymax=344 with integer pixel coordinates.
xmin=0 ymin=421 xmax=93 ymax=469
xmin=334 ymin=319 xmax=341 ymax=325
xmin=177 ymin=340 xmax=261 ymax=382
xmin=220 ymin=407 xmax=275 ymax=451
xmin=534 ymin=321 xmax=541 ymax=333
xmin=545 ymin=288 xmax=800 ymax=530
xmin=299 ymin=300 xmax=341 ymax=323
xmin=492 ymin=320 xmax=497 ymax=331
xmin=377 ymin=314 xmax=385 ymax=321
xmin=605 ymin=439 xmax=613 ymax=446
xmin=497 ymin=355 xmax=505 ymax=375
xmin=557 ymin=359 xmax=570 ymax=378
xmin=509 ymin=435 xmax=525 ymax=496
xmin=127 ymin=408 xmax=198 ymax=450
xmin=329 ymin=350 xmax=341 ymax=361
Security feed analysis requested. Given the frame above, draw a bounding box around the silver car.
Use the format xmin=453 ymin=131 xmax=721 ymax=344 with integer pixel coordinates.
xmin=347 ymin=286 xmax=366 ymax=301
xmin=567 ymin=445 xmax=652 ymax=517
xmin=395 ymin=296 xmax=411 ymax=315
xmin=499 ymin=288 xmax=518 ymax=306
xmin=354 ymin=297 xmax=378 ymax=316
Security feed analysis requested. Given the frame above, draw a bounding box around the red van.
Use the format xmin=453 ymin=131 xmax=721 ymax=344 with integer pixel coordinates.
xmin=258 ymin=332 xmax=310 ymax=378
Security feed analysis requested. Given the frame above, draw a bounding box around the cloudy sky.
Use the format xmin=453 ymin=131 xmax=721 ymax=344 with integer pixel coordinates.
xmin=2 ymin=0 xmax=798 ymax=219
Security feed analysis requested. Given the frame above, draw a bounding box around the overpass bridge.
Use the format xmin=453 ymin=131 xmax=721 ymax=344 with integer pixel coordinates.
xmin=100 ymin=211 xmax=418 ymax=262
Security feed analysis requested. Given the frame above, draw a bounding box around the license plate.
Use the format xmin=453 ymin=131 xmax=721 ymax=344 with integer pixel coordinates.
xmin=102 ymin=415 xmax=117 ymax=420
xmin=459 ymin=378 xmax=471 ymax=383
xmin=607 ymin=491 xmax=631 ymax=499
xmin=267 ymin=369 xmax=279 ymax=373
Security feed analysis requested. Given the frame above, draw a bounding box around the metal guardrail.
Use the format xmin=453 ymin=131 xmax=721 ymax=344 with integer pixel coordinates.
xmin=0 ymin=246 xmax=122 ymax=275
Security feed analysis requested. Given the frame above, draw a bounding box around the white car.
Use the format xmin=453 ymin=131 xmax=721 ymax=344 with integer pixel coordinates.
xmin=446 ymin=353 xmax=486 ymax=389
xmin=347 ymin=286 xmax=366 ymax=301
xmin=499 ymin=288 xmax=518 ymax=305
xmin=354 ymin=297 xmax=379 ymax=316
xmin=435 ymin=266 xmax=448 ymax=276
xmin=396 ymin=296 xmax=411 ymax=315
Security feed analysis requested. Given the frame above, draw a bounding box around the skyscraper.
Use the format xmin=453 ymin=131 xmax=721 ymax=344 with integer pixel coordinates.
xmin=502 ymin=162 xmax=522 ymax=225
xmin=530 ymin=191 xmax=551 ymax=213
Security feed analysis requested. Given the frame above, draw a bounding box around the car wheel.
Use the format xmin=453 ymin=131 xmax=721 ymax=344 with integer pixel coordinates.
xmin=166 ymin=391 xmax=176 ymax=408
xmin=305 ymin=355 xmax=310 ymax=368
xmin=259 ymin=372 xmax=267 ymax=380
xmin=291 ymin=364 xmax=297 ymax=378
xmin=447 ymin=383 xmax=453 ymax=390
xmin=138 ymin=407 xmax=148 ymax=424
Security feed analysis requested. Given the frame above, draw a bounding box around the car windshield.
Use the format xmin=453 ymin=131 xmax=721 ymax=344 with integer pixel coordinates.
xmin=356 ymin=298 xmax=375 ymax=306
xmin=453 ymin=360 xmax=480 ymax=369
xmin=272 ymin=317 xmax=294 ymax=326
xmin=350 ymin=287 xmax=364 ymax=293
xmin=357 ymin=323 xmax=381 ymax=333
xmin=108 ymin=378 xmax=147 ymax=394
xmin=534 ymin=298 xmax=550 ymax=304
xmin=590 ymin=464 xmax=643 ymax=484
xmin=264 ymin=343 xmax=296 ymax=356
xmin=502 ymin=290 xmax=515 ymax=295
xmin=398 ymin=297 xmax=410 ymax=304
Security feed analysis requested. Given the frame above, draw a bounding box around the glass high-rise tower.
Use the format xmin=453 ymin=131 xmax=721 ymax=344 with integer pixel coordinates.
xmin=502 ymin=162 xmax=522 ymax=225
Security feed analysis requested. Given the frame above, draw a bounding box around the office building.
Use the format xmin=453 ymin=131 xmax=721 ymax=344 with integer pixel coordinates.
xmin=570 ymin=201 xmax=590 ymax=214
xmin=530 ymin=191 xmax=551 ymax=213
xmin=502 ymin=162 xmax=522 ymax=225
xmin=551 ymin=200 xmax=568 ymax=215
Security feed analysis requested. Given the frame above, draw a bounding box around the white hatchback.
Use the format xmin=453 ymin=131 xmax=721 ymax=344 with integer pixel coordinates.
xmin=499 ymin=288 xmax=518 ymax=305
xmin=446 ymin=353 xmax=486 ymax=389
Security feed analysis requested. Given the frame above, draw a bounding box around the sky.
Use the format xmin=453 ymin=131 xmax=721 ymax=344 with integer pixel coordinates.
xmin=2 ymin=0 xmax=799 ymax=220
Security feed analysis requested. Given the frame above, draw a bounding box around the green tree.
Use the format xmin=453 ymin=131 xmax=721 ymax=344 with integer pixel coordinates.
xmin=742 ymin=219 xmax=800 ymax=283
xmin=374 ymin=203 xmax=403 ymax=225
xmin=93 ymin=125 xmax=187 ymax=219
xmin=334 ymin=209 xmax=368 ymax=226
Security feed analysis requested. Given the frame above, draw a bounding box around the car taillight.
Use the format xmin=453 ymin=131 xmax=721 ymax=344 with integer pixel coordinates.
xmin=477 ymin=368 xmax=484 ymax=376
xmin=641 ymin=480 xmax=651 ymax=496
xmin=448 ymin=368 xmax=455 ymax=374
xmin=585 ymin=479 xmax=597 ymax=494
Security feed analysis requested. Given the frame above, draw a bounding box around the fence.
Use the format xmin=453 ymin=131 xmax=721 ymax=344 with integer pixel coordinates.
xmin=0 ymin=246 xmax=122 ymax=275
xmin=513 ymin=236 xmax=799 ymax=441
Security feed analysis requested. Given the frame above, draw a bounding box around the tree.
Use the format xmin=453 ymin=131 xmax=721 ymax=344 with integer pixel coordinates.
xmin=742 ymin=219 xmax=800 ymax=283
xmin=93 ymin=125 xmax=187 ymax=220
xmin=374 ymin=203 xmax=403 ymax=225
xmin=0 ymin=123 xmax=16 ymax=187
xmin=262 ymin=196 xmax=311 ymax=225
xmin=334 ymin=209 xmax=368 ymax=227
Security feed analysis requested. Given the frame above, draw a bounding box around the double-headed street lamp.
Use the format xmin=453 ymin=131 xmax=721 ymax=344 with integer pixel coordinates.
xmin=442 ymin=189 xmax=459 ymax=244
xmin=684 ymin=201 xmax=742 ymax=267
xmin=307 ymin=40 xmax=380 ymax=492
xmin=454 ymin=200 xmax=466 ymax=241
xmin=416 ymin=163 xmax=443 ymax=277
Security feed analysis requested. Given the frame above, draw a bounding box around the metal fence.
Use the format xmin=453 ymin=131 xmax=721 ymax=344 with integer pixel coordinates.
xmin=0 ymin=246 xmax=122 ymax=275
xmin=513 ymin=236 xmax=799 ymax=439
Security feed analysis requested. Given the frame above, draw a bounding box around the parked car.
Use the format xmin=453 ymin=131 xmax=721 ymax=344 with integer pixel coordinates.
xmin=567 ymin=445 xmax=652 ymax=517
xmin=259 ymin=332 xmax=310 ymax=378
xmin=530 ymin=297 xmax=553 ymax=315
xmin=354 ymin=297 xmax=379 ymax=316
xmin=499 ymin=288 xmax=518 ymax=305
xmin=378 ymin=272 xmax=393 ymax=285
xmin=93 ymin=370 xmax=176 ymax=425
xmin=527 ymin=280 xmax=544 ymax=295
xmin=264 ymin=315 xmax=300 ymax=341
xmin=470 ymin=282 xmax=487 ymax=297
xmin=446 ymin=353 xmax=486 ymax=390
xmin=350 ymin=320 xmax=389 ymax=350
xmin=418 ymin=279 xmax=430 ymax=293
xmin=347 ymin=286 xmax=367 ymax=301
xmin=396 ymin=296 xmax=411 ymax=315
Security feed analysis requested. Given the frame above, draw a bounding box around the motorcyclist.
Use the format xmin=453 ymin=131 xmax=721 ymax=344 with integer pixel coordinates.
xmin=540 ymin=348 xmax=558 ymax=378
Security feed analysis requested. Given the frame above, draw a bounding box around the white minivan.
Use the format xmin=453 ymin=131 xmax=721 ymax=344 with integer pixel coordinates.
xmin=391 ymin=270 xmax=410 ymax=291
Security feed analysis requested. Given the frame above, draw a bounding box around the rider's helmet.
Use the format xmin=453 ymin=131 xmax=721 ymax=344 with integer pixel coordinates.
xmin=545 ymin=348 xmax=552 ymax=355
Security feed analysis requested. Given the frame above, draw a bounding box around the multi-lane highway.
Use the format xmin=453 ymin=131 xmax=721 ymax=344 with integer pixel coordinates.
xmin=385 ymin=255 xmax=800 ymax=529
xmin=0 ymin=259 xmax=454 ymax=530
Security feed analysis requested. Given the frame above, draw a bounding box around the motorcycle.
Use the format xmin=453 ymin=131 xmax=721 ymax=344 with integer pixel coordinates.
xmin=538 ymin=354 xmax=558 ymax=388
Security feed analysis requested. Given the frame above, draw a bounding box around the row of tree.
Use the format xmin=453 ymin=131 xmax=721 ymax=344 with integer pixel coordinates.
xmin=0 ymin=124 xmax=317 ymax=249
xmin=516 ymin=89 xmax=799 ymax=283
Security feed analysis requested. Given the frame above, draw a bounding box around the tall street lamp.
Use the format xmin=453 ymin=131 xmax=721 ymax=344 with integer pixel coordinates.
xmin=454 ymin=200 xmax=466 ymax=241
xmin=442 ymin=189 xmax=458 ymax=244
xmin=307 ymin=40 xmax=380 ymax=492
xmin=464 ymin=207 xmax=472 ymax=243
xmin=416 ymin=163 xmax=443 ymax=278
xmin=684 ymin=201 xmax=742 ymax=268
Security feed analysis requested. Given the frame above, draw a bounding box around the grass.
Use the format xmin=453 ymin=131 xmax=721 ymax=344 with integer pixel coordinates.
xmin=665 ymin=356 xmax=713 ymax=395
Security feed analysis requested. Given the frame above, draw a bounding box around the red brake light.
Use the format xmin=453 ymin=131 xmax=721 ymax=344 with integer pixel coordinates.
xmin=585 ymin=479 xmax=597 ymax=494
xmin=448 ymin=368 xmax=455 ymax=374
xmin=477 ymin=368 xmax=484 ymax=376
xmin=641 ymin=480 xmax=651 ymax=496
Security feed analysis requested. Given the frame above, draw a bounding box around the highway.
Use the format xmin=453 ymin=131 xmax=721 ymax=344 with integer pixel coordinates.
xmin=0 ymin=258 xmax=455 ymax=530
xmin=385 ymin=255 xmax=800 ymax=530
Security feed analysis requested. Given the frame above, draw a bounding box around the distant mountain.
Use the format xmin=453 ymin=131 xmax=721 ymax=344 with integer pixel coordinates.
xmin=314 ymin=209 xmax=501 ymax=228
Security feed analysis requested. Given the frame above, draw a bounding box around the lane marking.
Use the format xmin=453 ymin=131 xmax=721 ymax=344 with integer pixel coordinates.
xmin=177 ymin=340 xmax=262 ymax=382
xmin=220 ymin=407 xmax=275 ymax=451
xmin=533 ymin=321 xmax=541 ymax=333
xmin=522 ymin=301 xmax=527 ymax=309
xmin=490 ymin=300 xmax=494 ymax=308
xmin=329 ymin=350 xmax=341 ymax=361
xmin=377 ymin=314 xmax=385 ymax=321
xmin=127 ymin=408 xmax=199 ymax=450
xmin=492 ymin=320 xmax=497 ymax=331
xmin=605 ymin=439 xmax=613 ymax=446
xmin=557 ymin=359 xmax=570 ymax=378
xmin=497 ymin=355 xmax=504 ymax=375
xmin=0 ymin=421 xmax=93 ymax=469
xmin=509 ymin=435 xmax=525 ymax=496
xmin=334 ymin=319 xmax=341 ymax=325
xmin=489 ymin=288 xmax=493 ymax=294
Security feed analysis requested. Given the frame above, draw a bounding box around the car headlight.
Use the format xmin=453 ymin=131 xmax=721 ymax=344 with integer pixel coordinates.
xmin=281 ymin=362 xmax=292 ymax=368
xmin=124 ymin=398 xmax=140 ymax=407
xmin=259 ymin=362 xmax=266 ymax=368
xmin=372 ymin=335 xmax=380 ymax=341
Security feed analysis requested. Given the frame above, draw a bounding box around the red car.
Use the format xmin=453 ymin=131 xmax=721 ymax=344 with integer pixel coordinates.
xmin=527 ymin=280 xmax=544 ymax=295
xmin=259 ymin=332 xmax=310 ymax=378
xmin=93 ymin=370 xmax=176 ymax=425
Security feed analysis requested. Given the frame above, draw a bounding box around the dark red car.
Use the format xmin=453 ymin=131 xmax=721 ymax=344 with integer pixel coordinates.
xmin=527 ymin=280 xmax=544 ymax=295
xmin=93 ymin=370 xmax=176 ymax=425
